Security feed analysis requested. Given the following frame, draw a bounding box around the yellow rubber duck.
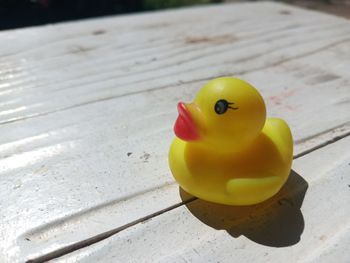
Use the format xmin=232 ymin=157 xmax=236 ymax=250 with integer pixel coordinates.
xmin=169 ymin=77 xmax=293 ymax=205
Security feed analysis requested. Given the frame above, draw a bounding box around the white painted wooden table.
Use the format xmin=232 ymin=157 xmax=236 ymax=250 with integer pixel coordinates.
xmin=0 ymin=1 xmax=349 ymax=262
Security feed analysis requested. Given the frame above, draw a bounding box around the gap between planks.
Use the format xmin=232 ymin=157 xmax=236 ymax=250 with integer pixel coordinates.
xmin=26 ymin=128 xmax=350 ymax=263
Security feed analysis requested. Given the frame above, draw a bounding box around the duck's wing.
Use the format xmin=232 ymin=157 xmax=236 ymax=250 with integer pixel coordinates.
xmin=225 ymin=119 xmax=293 ymax=205
xmin=226 ymin=176 xmax=282 ymax=205
xmin=263 ymin=118 xmax=293 ymax=164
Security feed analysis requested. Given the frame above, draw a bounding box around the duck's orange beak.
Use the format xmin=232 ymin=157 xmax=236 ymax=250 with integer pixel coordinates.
xmin=174 ymin=102 xmax=199 ymax=141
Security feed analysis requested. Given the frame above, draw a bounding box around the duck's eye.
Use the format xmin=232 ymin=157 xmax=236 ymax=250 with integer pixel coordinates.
xmin=214 ymin=99 xmax=229 ymax=114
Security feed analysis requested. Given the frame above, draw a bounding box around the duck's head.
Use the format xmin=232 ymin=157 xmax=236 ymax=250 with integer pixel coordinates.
xmin=174 ymin=77 xmax=266 ymax=152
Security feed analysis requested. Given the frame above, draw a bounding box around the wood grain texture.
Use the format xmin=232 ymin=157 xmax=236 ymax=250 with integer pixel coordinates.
xmin=53 ymin=136 xmax=350 ymax=263
xmin=0 ymin=1 xmax=350 ymax=262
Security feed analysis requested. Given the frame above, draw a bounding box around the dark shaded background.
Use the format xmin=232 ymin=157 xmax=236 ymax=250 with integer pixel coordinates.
xmin=0 ymin=0 xmax=214 ymax=30
xmin=0 ymin=0 xmax=349 ymax=31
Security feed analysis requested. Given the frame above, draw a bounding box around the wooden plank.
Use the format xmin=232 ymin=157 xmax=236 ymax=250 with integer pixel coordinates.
xmin=0 ymin=2 xmax=350 ymax=262
xmin=1 ymin=2 xmax=350 ymax=125
xmin=306 ymin=225 xmax=350 ymax=263
xmin=52 ymin=136 xmax=350 ymax=263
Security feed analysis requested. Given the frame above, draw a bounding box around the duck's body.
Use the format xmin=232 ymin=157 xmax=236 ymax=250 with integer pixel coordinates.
xmin=169 ymin=118 xmax=293 ymax=205
xmin=168 ymin=77 xmax=293 ymax=205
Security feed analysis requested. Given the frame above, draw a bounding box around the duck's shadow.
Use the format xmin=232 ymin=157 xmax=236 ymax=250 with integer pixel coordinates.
xmin=180 ymin=170 xmax=308 ymax=247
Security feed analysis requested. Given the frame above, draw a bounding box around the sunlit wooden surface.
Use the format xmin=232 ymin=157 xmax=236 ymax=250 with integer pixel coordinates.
xmin=0 ymin=1 xmax=349 ymax=262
